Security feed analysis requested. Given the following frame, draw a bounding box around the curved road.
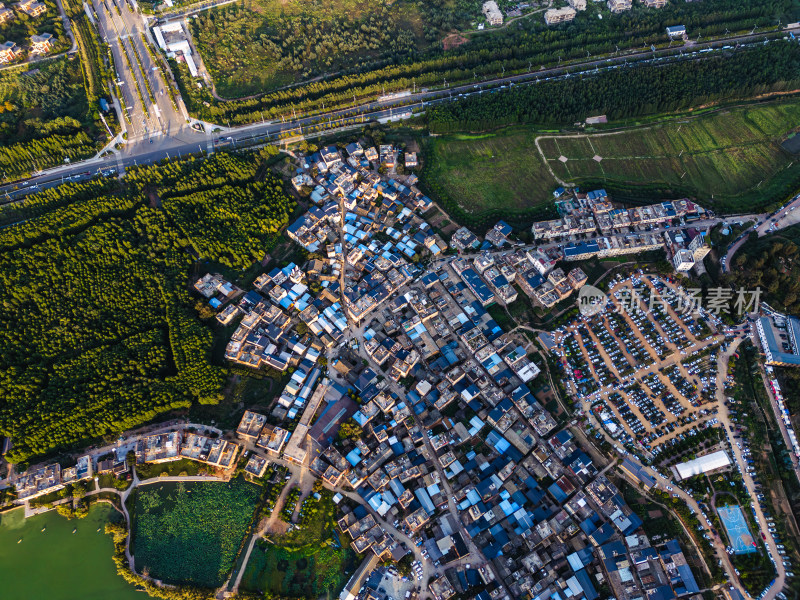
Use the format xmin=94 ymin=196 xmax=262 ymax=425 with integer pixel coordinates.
xmin=723 ymin=193 xmax=800 ymax=272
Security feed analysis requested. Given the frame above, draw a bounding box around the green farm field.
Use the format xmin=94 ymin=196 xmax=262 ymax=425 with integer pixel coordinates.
xmin=423 ymin=99 xmax=800 ymax=226
xmin=129 ymin=479 xmax=261 ymax=588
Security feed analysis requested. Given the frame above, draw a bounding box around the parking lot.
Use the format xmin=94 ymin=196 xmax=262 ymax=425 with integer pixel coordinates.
xmin=555 ymin=274 xmax=723 ymax=452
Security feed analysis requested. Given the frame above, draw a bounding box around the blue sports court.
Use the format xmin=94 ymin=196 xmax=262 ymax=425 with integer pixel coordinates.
xmin=718 ymin=505 xmax=757 ymax=554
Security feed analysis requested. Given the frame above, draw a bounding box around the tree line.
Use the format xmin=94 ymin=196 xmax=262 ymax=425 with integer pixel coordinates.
xmin=176 ymin=0 xmax=798 ymax=124
xmin=424 ymin=42 xmax=800 ymax=131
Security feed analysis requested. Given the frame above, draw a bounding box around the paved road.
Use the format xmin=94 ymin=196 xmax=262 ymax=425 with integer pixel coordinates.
xmin=716 ymin=335 xmax=787 ymax=600
xmin=723 ymin=193 xmax=800 ymax=271
xmin=576 ymin=301 xmax=784 ymax=600
xmin=92 ymin=0 xmax=188 ymax=142
xmin=1 ymin=27 xmax=797 ymax=201
xmin=755 ymin=354 xmax=800 ymax=483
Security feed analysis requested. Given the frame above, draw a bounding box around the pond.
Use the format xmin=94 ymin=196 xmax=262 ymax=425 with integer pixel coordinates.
xmin=0 ymin=503 xmax=142 ymax=600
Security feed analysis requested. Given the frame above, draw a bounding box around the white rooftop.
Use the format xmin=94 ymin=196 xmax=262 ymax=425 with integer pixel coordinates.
xmin=675 ymin=449 xmax=731 ymax=480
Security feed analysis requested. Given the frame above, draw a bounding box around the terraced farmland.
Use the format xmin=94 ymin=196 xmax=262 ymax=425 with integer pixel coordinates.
xmin=423 ymin=99 xmax=800 ymax=224
xmin=544 ymin=101 xmax=800 ymax=211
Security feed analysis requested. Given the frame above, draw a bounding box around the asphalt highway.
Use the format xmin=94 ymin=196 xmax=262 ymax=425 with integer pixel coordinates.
xmin=1 ymin=25 xmax=798 ymax=203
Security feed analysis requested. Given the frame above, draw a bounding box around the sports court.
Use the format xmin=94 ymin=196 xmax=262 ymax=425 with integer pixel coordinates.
xmin=718 ymin=505 xmax=758 ymax=554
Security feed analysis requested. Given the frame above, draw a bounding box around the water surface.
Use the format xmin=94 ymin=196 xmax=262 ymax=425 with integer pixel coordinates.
xmin=0 ymin=503 xmax=142 ymax=600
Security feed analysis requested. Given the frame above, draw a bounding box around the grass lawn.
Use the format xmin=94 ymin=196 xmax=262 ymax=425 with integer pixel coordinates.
xmin=422 ymin=130 xmax=559 ymax=227
xmin=240 ymin=492 xmax=358 ymax=599
xmin=97 ymin=473 xmax=130 ymax=491
xmin=423 ymin=98 xmax=800 ymax=225
xmin=129 ymin=478 xmax=261 ymax=588
xmin=135 ymin=458 xmax=204 ymax=480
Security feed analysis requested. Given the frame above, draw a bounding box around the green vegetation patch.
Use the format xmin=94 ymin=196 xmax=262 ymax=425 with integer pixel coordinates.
xmin=0 ymin=0 xmax=69 ymax=53
xmin=424 ymin=128 xmax=558 ymax=215
xmin=545 ymin=101 xmax=800 ymax=214
xmin=241 ymin=491 xmax=357 ymax=599
xmin=181 ymin=0 xmax=799 ymax=125
xmin=191 ymin=0 xmax=432 ymax=98
xmin=130 ymin=479 xmax=261 ymax=588
xmin=730 ymin=223 xmax=800 ymax=315
xmin=0 ymin=58 xmax=101 ymax=180
xmin=0 ymin=152 xmax=295 ymax=463
xmin=424 ymin=96 xmax=800 ymax=225
xmin=0 ymin=0 xmax=118 ymax=182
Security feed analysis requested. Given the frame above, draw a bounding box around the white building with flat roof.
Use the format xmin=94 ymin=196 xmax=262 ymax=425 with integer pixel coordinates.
xmin=672 ymin=249 xmax=695 ymax=272
xmin=674 ymin=450 xmax=731 ymax=480
xmin=666 ymin=24 xmax=686 ymax=37
xmin=153 ymin=21 xmax=198 ymax=76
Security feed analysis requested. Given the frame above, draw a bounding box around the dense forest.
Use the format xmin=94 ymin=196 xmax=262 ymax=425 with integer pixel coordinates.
xmin=730 ymin=225 xmax=800 ymax=320
xmin=425 ymin=42 xmax=800 ymax=130
xmin=0 ymin=152 xmax=295 ymax=463
xmin=178 ymin=0 xmax=798 ymax=122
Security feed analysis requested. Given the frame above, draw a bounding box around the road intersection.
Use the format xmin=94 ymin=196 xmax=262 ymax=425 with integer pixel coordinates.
xmin=1 ymin=23 xmax=798 ymax=202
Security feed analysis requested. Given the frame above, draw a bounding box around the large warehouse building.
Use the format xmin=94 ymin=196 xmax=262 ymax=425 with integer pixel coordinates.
xmin=757 ymin=314 xmax=800 ymax=367
xmin=674 ymin=450 xmax=731 ymax=480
